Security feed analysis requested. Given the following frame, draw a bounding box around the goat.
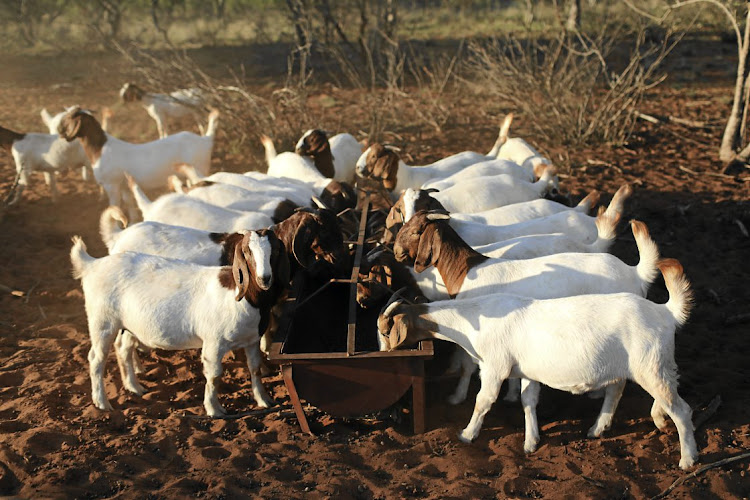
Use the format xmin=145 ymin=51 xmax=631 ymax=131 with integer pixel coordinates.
xmin=383 ymin=188 xmax=604 ymax=244
xmin=384 ymin=186 xmax=629 ymax=248
xmin=57 ymin=107 xmax=219 ymax=209
xmin=495 ymin=113 xmax=552 ymax=176
xmin=128 ymin=176 xmax=274 ymax=232
xmin=295 ymin=129 xmax=363 ymax=183
xmin=40 ymin=106 xmax=113 ymax=184
xmin=377 ymin=258 xmax=698 ymax=470
xmin=178 ymin=164 xmax=356 ymax=215
xmin=404 ymin=167 xmax=559 ymax=214
xmin=70 ymin=228 xmax=290 ymax=416
xmin=102 ymin=205 xmax=347 ymax=277
xmin=120 ymin=82 xmax=205 ymax=138
xmin=262 ymin=133 xmax=335 ymax=183
xmin=0 ymin=123 xmax=90 ymax=204
xmin=354 ymin=118 xmax=513 ymax=194
xmin=393 ymin=212 xmax=660 ymax=403
xmin=168 ymin=175 xmax=299 ymax=218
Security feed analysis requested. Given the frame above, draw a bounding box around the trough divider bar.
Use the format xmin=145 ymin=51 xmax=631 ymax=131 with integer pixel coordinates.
xmin=347 ymin=195 xmax=370 ymax=356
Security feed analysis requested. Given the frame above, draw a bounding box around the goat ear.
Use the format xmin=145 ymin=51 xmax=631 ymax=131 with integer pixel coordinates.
xmin=231 ymin=240 xmax=250 ymax=301
xmin=389 ymin=314 xmax=410 ymax=350
xmin=59 ymin=114 xmax=81 ymax=140
xmin=291 ymin=219 xmax=315 ymax=268
xmin=414 ymin=225 xmax=439 ymax=273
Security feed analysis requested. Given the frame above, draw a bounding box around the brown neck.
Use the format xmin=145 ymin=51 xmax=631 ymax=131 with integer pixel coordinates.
xmin=78 ymin=120 xmax=107 ymax=163
xmin=312 ymin=148 xmax=335 ymax=178
xmin=432 ymin=226 xmax=489 ymax=298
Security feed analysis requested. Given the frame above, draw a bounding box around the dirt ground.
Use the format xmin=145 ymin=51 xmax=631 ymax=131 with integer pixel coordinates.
xmin=1 ymin=41 xmax=749 ymax=499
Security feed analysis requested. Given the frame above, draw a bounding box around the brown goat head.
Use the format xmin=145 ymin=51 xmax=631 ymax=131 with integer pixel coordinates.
xmin=383 ymin=188 xmax=445 ymax=244
xmin=58 ymin=108 xmax=107 ymax=162
xmin=120 ymin=83 xmax=145 ymax=103
xmin=393 ymin=211 xmax=451 ymax=273
xmin=295 ymin=129 xmax=335 ymax=178
xmin=319 ymin=180 xmax=356 ymax=213
xmin=358 ymin=144 xmax=400 ymax=191
xmin=229 ymin=229 xmax=290 ymax=303
xmin=274 ymin=209 xmax=347 ymax=277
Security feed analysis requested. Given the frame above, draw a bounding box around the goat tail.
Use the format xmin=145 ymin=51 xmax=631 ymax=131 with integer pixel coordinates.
xmin=631 ymin=219 xmax=660 ymax=293
xmin=575 ymin=190 xmax=600 ymax=213
xmin=590 ymin=207 xmax=621 ymax=253
xmin=658 ymin=258 xmax=694 ymax=326
xmin=260 ymin=134 xmax=277 ymax=167
xmin=167 ymin=174 xmax=187 ymax=193
xmin=125 ymin=174 xmax=152 ymax=217
xmin=40 ymin=108 xmax=53 ymax=127
xmin=487 ymin=113 xmax=514 ymax=158
xmin=604 ymin=184 xmax=633 ymax=220
xmin=204 ymin=109 xmax=220 ymax=137
xmin=99 ymin=206 xmax=128 ymax=252
xmin=70 ymin=236 xmax=96 ymax=279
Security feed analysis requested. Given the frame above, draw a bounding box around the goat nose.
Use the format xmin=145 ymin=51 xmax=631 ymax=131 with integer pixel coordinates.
xmin=259 ymin=276 xmax=273 ymax=289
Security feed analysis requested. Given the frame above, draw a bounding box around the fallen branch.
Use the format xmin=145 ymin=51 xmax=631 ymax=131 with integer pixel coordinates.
xmin=0 ymin=284 xmax=25 ymax=297
xmin=693 ymin=395 xmax=721 ymax=430
xmin=637 ymin=111 xmax=708 ymax=129
xmin=678 ymin=165 xmax=750 ymax=181
xmin=178 ymin=405 xmax=294 ymax=420
xmin=651 ymin=451 xmax=750 ymax=499
xmin=581 ymin=475 xmax=606 ymax=489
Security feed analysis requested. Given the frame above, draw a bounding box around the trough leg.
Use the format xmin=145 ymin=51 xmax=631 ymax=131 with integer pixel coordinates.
xmin=281 ymin=364 xmax=314 ymax=436
xmin=412 ymin=360 xmax=426 ymax=434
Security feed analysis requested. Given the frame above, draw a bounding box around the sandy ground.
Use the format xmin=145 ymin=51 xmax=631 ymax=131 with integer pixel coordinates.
xmin=1 ymin=43 xmax=749 ymax=499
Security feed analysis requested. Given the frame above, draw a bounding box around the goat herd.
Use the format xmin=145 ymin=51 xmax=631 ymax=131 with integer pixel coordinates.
xmin=0 ymin=83 xmax=698 ymax=471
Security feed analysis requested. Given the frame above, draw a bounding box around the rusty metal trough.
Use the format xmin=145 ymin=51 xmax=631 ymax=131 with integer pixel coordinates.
xmin=268 ymin=196 xmax=434 ymax=434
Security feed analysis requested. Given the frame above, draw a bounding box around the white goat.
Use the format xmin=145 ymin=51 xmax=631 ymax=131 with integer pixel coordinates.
xmin=1 ymin=124 xmax=91 ymax=204
xmin=128 ymin=177 xmax=273 ymax=232
xmin=377 ymin=258 xmax=698 ymax=470
xmin=168 ymin=175 xmax=298 ymax=216
xmin=295 ymin=129 xmax=363 ymax=183
xmin=71 ymin=229 xmax=288 ymax=416
xmin=120 ymin=83 xmax=205 ymax=138
xmin=420 ymin=157 xmax=537 ymax=191
xmin=391 ymin=185 xmax=630 ymax=247
xmin=57 ymin=107 xmax=219 ymax=209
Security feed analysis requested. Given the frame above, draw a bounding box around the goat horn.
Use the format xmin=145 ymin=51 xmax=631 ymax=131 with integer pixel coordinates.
xmin=426 ymin=212 xmax=450 ymax=221
xmin=423 ymin=188 xmax=440 ymax=194
xmin=311 ymin=196 xmax=329 ymax=210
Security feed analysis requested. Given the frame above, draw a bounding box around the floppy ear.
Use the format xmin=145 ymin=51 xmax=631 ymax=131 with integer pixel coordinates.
xmin=389 ymin=314 xmax=411 ymax=350
xmin=231 ymin=238 xmax=250 ymax=301
xmin=59 ymin=114 xmax=82 ymax=140
xmin=414 ymin=224 xmax=441 ymax=273
xmin=291 ymin=219 xmax=315 ymax=268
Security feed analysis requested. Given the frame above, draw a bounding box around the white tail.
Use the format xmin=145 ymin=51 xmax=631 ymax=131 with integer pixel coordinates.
xmin=70 ymin=236 xmax=96 ymax=279
xmin=260 ymin=134 xmax=277 ymax=167
xmin=575 ymin=190 xmax=600 ymax=213
xmin=604 ymin=184 xmax=633 ymax=220
xmin=168 ymin=175 xmax=187 ymax=193
xmin=534 ymin=165 xmax=558 ymax=196
xmin=631 ymin=219 xmax=660 ymax=294
xmin=590 ymin=208 xmax=620 ymax=253
xmin=204 ymin=109 xmax=220 ymax=137
xmin=658 ymin=258 xmax=693 ymax=326
xmin=99 ymin=206 xmax=128 ymax=252
xmin=176 ymin=163 xmax=203 ymax=185
xmin=487 ymin=113 xmax=514 ymax=158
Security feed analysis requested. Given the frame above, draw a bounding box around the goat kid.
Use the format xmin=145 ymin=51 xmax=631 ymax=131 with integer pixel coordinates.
xmin=71 ymin=229 xmax=290 ymax=416
xmin=377 ymin=258 xmax=698 ymax=470
xmin=120 ymin=82 xmax=205 ymax=138
xmin=295 ymin=129 xmax=364 ymax=183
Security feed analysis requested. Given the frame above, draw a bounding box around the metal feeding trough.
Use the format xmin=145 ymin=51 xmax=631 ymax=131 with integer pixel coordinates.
xmin=268 ymin=196 xmax=434 ymax=434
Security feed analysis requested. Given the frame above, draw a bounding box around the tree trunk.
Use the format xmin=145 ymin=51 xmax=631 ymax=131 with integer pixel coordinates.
xmin=720 ymin=5 xmax=750 ymax=162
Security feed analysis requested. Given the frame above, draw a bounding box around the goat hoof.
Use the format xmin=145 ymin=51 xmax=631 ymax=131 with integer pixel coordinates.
xmin=679 ymin=455 xmax=697 ymax=470
xmin=95 ymin=401 xmax=114 ymax=412
xmin=523 ymin=441 xmax=539 ymax=454
xmin=446 ymin=394 xmax=464 ymax=406
xmin=457 ymin=430 xmax=474 ymax=444
xmin=587 ymin=426 xmax=604 ymax=438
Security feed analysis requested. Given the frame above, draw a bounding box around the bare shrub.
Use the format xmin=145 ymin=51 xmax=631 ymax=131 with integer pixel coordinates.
xmin=463 ymin=25 xmax=681 ymax=147
xmin=117 ymin=44 xmax=320 ymax=171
